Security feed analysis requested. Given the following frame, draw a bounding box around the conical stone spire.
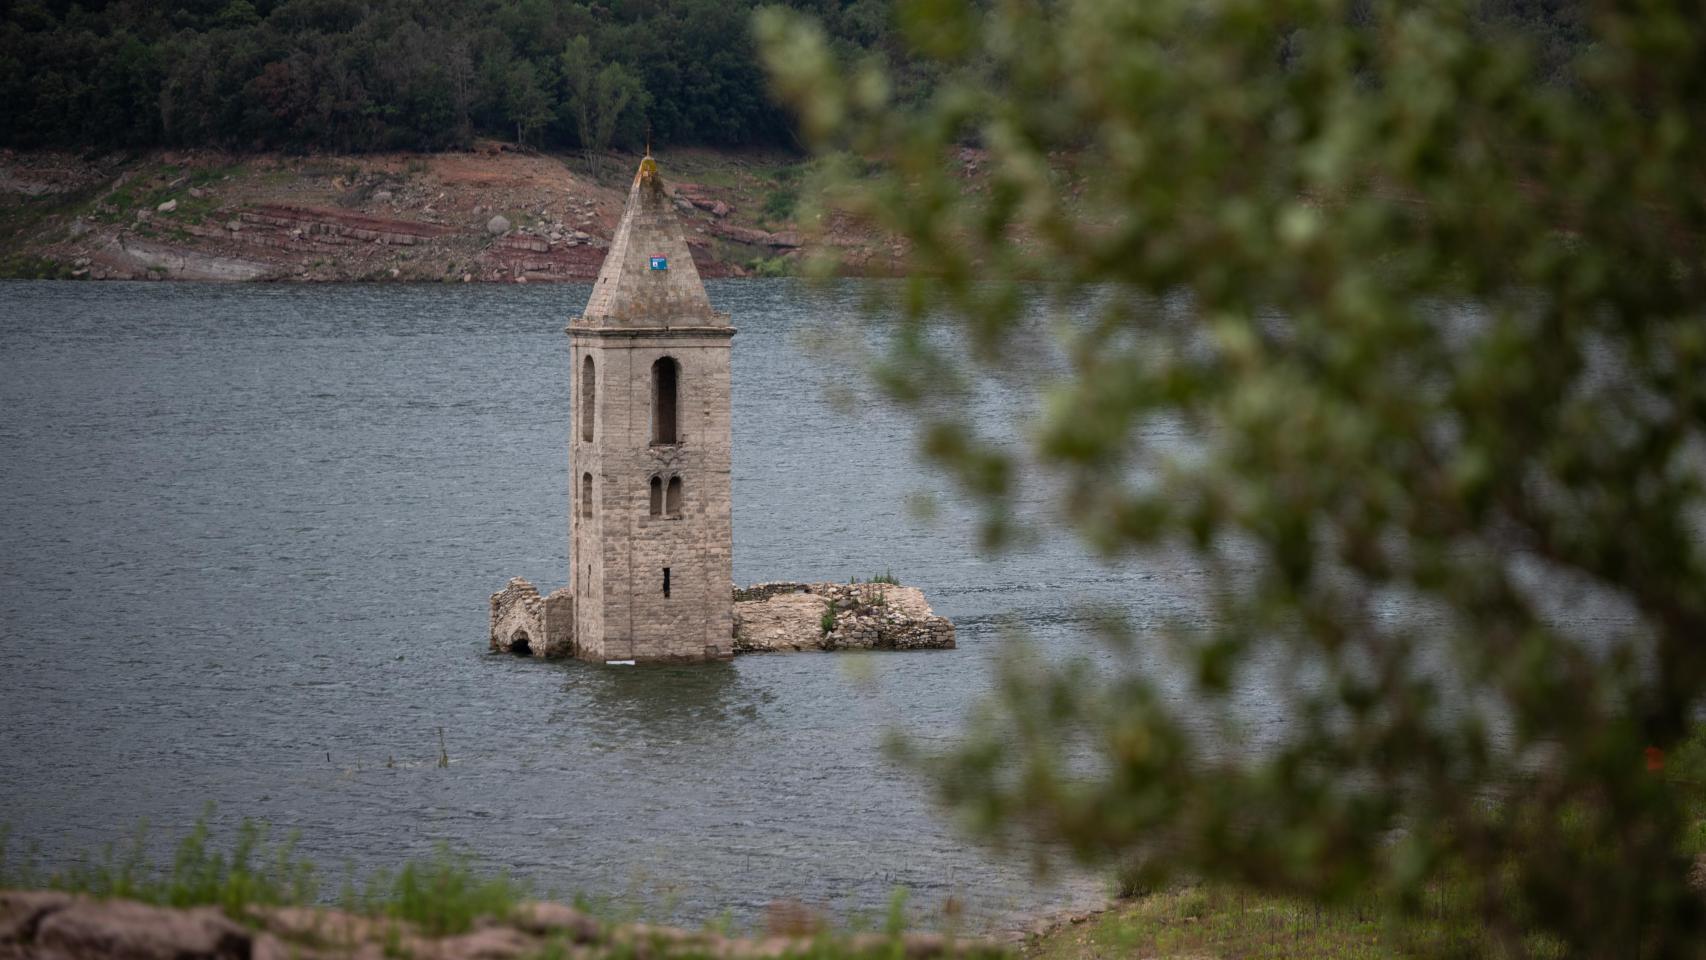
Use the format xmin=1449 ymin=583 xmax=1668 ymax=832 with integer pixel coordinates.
xmin=578 ymin=155 xmax=724 ymax=326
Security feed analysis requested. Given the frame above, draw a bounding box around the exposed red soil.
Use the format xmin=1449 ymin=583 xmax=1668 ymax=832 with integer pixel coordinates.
xmin=0 ymin=147 xmax=839 ymax=282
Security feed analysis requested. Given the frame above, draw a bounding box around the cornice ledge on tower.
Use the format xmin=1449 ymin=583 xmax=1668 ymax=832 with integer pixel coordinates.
xmin=565 ymin=321 xmax=736 ymax=339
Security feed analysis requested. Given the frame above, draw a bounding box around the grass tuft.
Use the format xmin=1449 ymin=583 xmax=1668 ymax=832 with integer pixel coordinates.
xmin=378 ymin=846 xmax=527 ymax=936
xmin=0 ymin=810 xmax=521 ymax=935
xmin=0 ymin=807 xmax=315 ymax=917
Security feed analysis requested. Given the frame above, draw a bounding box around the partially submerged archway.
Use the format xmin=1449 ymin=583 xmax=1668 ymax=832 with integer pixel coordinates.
xmin=508 ymin=631 xmax=533 ymax=656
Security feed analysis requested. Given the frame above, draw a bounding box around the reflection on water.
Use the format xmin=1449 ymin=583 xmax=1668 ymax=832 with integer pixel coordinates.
xmin=0 ymin=279 xmax=1201 ymax=931
xmin=556 ymin=660 xmax=757 ymax=740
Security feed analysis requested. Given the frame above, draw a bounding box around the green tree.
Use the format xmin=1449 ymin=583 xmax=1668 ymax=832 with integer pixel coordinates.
xmin=504 ymin=59 xmax=553 ymax=148
xmin=759 ymin=0 xmax=1706 ymax=956
xmin=560 ymin=35 xmax=645 ymax=177
xmin=212 ymin=1 xmax=260 ymax=31
xmin=0 ymin=0 xmax=812 ymax=151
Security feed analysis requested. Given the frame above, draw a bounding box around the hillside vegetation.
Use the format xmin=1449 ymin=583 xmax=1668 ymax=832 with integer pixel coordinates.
xmin=0 ymin=0 xmax=919 ymax=155
xmin=1 ymin=0 xmax=1584 ymax=157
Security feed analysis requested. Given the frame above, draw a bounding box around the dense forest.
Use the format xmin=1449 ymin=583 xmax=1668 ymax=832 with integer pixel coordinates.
xmin=0 ymin=0 xmax=910 ymax=153
xmin=1 ymin=0 xmax=1583 ymax=156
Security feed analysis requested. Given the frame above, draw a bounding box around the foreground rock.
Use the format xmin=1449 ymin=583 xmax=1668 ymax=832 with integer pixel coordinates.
xmin=1 ymin=893 xmax=248 ymax=960
xmin=489 ymin=580 xmax=955 ymax=657
xmin=0 ymin=891 xmax=1000 ymax=960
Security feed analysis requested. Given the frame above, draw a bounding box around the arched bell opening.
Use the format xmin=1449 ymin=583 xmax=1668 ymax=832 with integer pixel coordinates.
xmin=579 ymin=356 xmax=596 ymax=442
xmin=651 ymin=356 xmax=679 ymax=444
xmin=508 ymin=631 xmax=533 ymax=656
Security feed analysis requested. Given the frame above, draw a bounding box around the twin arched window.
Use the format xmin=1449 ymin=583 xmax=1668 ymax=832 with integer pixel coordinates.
xmin=649 ymin=474 xmax=683 ymax=517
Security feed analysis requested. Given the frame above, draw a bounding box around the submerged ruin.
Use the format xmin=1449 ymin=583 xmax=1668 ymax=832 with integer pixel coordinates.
xmin=489 ymin=153 xmax=953 ymax=662
xmin=490 ymin=578 xmax=955 ymax=657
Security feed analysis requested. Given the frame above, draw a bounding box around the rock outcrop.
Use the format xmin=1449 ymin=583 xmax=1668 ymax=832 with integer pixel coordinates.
xmin=732 ymin=582 xmax=956 ymax=653
xmin=104 ymin=238 xmax=272 ymax=281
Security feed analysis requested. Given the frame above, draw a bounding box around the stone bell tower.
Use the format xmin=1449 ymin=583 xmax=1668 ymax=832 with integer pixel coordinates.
xmin=567 ymin=153 xmax=735 ymax=663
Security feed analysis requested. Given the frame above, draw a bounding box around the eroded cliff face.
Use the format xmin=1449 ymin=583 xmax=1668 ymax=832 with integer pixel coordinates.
xmin=489 ymin=579 xmax=954 ymax=659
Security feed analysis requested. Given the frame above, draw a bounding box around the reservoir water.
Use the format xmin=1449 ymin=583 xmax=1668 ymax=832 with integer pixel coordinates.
xmin=0 ymin=280 xmax=1206 ymax=931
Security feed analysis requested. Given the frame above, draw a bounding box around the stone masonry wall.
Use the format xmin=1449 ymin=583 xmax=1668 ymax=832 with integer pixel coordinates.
xmin=570 ymin=329 xmax=735 ymax=662
xmin=542 ymin=587 xmax=574 ymax=657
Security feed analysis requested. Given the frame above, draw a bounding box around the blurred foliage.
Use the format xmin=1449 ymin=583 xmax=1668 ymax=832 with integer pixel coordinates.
xmin=759 ymin=0 xmax=1706 ymax=956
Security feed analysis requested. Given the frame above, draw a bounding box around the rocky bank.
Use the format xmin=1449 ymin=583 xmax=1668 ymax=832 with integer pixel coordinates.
xmin=0 ymin=890 xmax=1000 ymax=960
xmin=731 ymin=582 xmax=956 ymax=653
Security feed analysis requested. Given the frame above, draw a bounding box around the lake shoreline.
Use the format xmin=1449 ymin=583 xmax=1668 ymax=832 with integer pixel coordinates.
xmin=0 ymin=146 xmax=910 ymax=283
xmin=0 ymin=888 xmax=1011 ymax=959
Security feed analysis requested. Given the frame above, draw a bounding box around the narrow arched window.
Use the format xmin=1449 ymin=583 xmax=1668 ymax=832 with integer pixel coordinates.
xmin=580 ymin=356 xmax=595 ymax=443
xmin=649 ymin=476 xmax=662 ymax=516
xmin=651 ymin=356 xmax=678 ymax=444
xmin=581 ymin=472 xmax=592 ymax=519
xmin=666 ymin=475 xmax=682 ymax=516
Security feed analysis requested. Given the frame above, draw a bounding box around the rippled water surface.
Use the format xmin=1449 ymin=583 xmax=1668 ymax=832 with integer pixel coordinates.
xmin=0 ymin=280 xmax=1214 ymax=930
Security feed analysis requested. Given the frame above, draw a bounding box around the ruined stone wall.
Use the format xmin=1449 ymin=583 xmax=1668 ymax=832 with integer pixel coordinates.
xmin=490 ymin=578 xmax=575 ymax=657
xmin=732 ymin=582 xmax=809 ymax=603
xmin=731 ymin=582 xmax=956 ymax=653
xmin=490 ymin=577 xmax=545 ymax=654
